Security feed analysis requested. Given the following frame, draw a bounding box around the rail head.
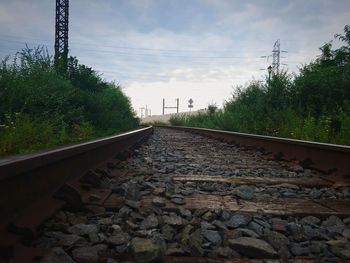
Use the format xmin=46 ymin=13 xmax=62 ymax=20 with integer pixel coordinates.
xmin=0 ymin=126 xmax=153 ymax=180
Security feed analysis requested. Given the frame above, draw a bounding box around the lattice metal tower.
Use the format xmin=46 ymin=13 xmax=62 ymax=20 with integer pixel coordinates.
xmin=272 ymin=39 xmax=280 ymax=74
xmin=54 ymin=0 xmax=69 ymax=68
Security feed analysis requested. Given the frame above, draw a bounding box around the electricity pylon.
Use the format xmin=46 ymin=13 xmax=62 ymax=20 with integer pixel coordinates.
xmin=54 ymin=0 xmax=69 ymax=71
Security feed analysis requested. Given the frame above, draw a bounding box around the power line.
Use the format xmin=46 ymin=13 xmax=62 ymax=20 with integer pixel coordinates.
xmin=0 ymin=34 xmax=283 ymax=54
xmin=0 ymin=39 xmax=262 ymax=60
xmin=0 ymin=35 xmax=310 ymax=56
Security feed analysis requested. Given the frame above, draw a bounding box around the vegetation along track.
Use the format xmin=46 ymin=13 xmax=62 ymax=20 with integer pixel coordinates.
xmin=1 ymin=127 xmax=350 ymax=262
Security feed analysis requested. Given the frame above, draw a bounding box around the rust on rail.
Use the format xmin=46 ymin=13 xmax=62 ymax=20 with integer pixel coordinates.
xmin=0 ymin=127 xmax=153 ymax=262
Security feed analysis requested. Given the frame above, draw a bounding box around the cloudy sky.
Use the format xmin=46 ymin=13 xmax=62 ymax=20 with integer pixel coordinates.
xmin=0 ymin=0 xmax=349 ymax=116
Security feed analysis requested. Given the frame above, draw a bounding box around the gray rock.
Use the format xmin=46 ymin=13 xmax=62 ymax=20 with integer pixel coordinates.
xmin=226 ymin=214 xmax=250 ymax=229
xmin=202 ymin=230 xmax=222 ymax=245
xmin=310 ymin=189 xmax=321 ymax=199
xmin=41 ymin=247 xmax=75 ymax=263
xmin=131 ymin=212 xmax=144 ymax=221
xmin=125 ymin=200 xmax=141 ymax=209
xmin=287 ymin=223 xmax=308 ymax=242
xmin=131 ymin=237 xmax=162 ymax=263
xmin=140 ymin=214 xmax=159 ymax=230
xmin=303 ymin=225 xmax=329 ymax=240
xmin=107 ymin=232 xmax=130 ymax=246
xmin=182 ymin=224 xmax=194 ymax=235
xmin=327 ymin=239 xmax=350 ymax=259
xmin=134 ymin=229 xmax=157 ymax=238
xmin=152 ymin=232 xmax=167 ymax=254
xmin=309 ymin=241 xmax=326 ymax=254
xmin=45 ymin=232 xmax=86 ymax=247
xmin=235 ymin=185 xmax=254 ymax=200
xmin=72 ymin=244 xmax=107 ymax=263
xmin=221 ymin=210 xmax=231 ymax=221
xmin=189 ymin=229 xmax=204 ymax=256
xmin=125 ymin=183 xmax=141 ymax=201
xmin=263 ymin=230 xmax=289 ymax=250
xmin=126 ymin=219 xmax=139 ymax=230
xmin=98 ymin=217 xmax=113 ymax=225
xmin=212 ymin=220 xmax=228 ymax=230
xmin=217 ymin=246 xmax=240 ymax=258
xmin=201 ymin=221 xmax=216 ymax=230
xmin=111 ymin=224 xmax=122 ymax=232
xmin=301 ymin=216 xmax=321 ymax=227
xmin=163 ymin=214 xmax=183 ymax=227
xmin=170 ymin=194 xmax=185 ymax=205
xmin=338 ymin=249 xmax=350 ymax=259
xmin=165 ymin=181 xmax=175 ymax=197
xmin=178 ymin=207 xmax=192 ymax=219
xmin=89 ymin=232 xmax=100 ymax=244
xmin=322 ymin=215 xmax=345 ymax=228
xmin=161 ymin=224 xmax=176 ymax=241
xmin=278 ymin=245 xmax=291 ymax=259
xmin=67 ymin=224 xmax=98 ymax=236
xmin=281 ymin=190 xmax=296 ymax=197
xmin=343 ymin=217 xmax=350 ymax=225
xmin=248 ymin=221 xmax=264 ymax=236
xmin=252 ymin=217 xmax=271 ymax=229
xmin=118 ymin=206 xmax=132 ymax=217
xmin=228 ymin=237 xmax=277 ymax=258
xmin=235 ymin=228 xmax=260 ymax=238
xmin=153 ymin=187 xmax=165 ymax=196
xmin=343 ymin=228 xmax=350 ymax=238
xmin=327 ymin=225 xmax=346 ymax=236
xmin=202 ymin=211 xmax=213 ymax=221
xmin=290 ymin=242 xmax=309 ymax=256
xmin=181 ymin=189 xmax=193 ymax=196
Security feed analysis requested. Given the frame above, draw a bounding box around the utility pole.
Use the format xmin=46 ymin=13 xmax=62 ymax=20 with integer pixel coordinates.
xmin=54 ymin=0 xmax=69 ymax=72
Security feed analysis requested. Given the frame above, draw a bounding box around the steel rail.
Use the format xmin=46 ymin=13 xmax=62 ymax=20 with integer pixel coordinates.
xmin=159 ymin=126 xmax=350 ymax=178
xmin=0 ymin=126 xmax=153 ymax=226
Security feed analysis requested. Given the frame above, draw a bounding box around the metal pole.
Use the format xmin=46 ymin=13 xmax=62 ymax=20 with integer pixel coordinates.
xmin=162 ymin=99 xmax=165 ymax=115
xmin=176 ymin=98 xmax=179 ymax=113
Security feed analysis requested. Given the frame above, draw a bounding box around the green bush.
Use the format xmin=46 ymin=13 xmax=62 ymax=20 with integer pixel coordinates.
xmin=170 ymin=25 xmax=350 ymax=145
xmin=0 ymin=46 xmax=139 ymax=156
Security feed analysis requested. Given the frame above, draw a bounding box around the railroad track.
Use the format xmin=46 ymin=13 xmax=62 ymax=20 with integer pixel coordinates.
xmin=1 ymin=126 xmax=350 ymax=262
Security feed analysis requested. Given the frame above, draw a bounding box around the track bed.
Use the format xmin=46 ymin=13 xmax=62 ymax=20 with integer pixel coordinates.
xmin=9 ymin=128 xmax=350 ymax=262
